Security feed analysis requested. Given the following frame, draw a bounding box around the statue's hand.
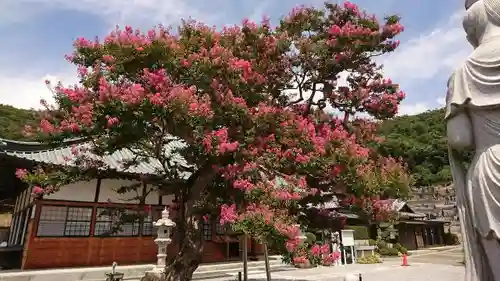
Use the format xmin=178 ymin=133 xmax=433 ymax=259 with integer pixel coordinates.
xmin=447 ymin=111 xmax=474 ymax=150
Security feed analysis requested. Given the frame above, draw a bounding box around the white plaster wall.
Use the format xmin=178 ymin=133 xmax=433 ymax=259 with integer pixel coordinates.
xmin=98 ymin=179 xmax=160 ymax=204
xmin=45 ymin=180 xmax=97 ymax=202
xmin=36 ymin=178 xmax=165 ymax=205
xmin=161 ymin=195 xmax=174 ymax=206
xmin=144 ymin=185 xmax=160 ymax=205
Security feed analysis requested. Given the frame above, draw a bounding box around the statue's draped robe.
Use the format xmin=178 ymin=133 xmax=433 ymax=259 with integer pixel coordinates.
xmin=447 ymin=19 xmax=500 ymax=281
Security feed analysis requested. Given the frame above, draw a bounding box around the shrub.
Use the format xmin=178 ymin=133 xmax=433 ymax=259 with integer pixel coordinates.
xmin=376 ymin=240 xmax=387 ymax=249
xmin=443 ymin=232 xmax=460 ymax=245
xmin=357 ymin=254 xmax=382 ymax=264
xmin=346 ymin=225 xmax=370 ymax=240
xmin=394 ymin=243 xmax=408 ymax=254
xmin=305 ymin=232 xmax=317 ymax=244
xmin=368 ymin=239 xmax=377 ymax=246
xmin=378 ymin=247 xmax=399 ymax=256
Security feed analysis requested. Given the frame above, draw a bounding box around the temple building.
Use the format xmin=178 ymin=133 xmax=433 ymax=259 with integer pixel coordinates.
xmin=0 ymin=138 xmax=263 ymax=270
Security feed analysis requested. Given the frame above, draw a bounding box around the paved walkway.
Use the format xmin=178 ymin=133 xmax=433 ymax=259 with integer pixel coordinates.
xmin=407 ymin=246 xmax=463 ymax=266
xmin=236 ymin=262 xmax=464 ymax=281
xmin=209 ymin=247 xmax=466 ymax=281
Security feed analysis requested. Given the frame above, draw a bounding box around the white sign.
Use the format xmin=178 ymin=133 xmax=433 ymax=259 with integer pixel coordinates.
xmin=341 ymin=229 xmax=355 ymax=246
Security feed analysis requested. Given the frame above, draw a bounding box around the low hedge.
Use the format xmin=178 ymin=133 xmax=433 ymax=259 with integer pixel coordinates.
xmin=357 ymin=254 xmax=382 ymax=264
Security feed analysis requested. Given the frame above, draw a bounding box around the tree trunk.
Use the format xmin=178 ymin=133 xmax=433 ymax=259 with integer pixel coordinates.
xmin=263 ymin=243 xmax=271 ymax=281
xmin=141 ymin=216 xmax=203 ymax=281
xmin=242 ymin=234 xmax=248 ymax=281
xmin=163 ymin=244 xmax=202 ymax=281
xmin=142 ymin=164 xmax=215 ymax=281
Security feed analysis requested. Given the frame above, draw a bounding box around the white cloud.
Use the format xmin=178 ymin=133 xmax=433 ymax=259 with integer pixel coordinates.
xmin=1 ymin=0 xmax=212 ymax=28
xmin=376 ymin=10 xmax=472 ymax=116
xmin=381 ymin=10 xmax=471 ymax=86
xmin=398 ymin=102 xmax=428 ymax=116
xmin=0 ymin=70 xmax=77 ymax=110
xmin=436 ymin=97 xmax=446 ymax=107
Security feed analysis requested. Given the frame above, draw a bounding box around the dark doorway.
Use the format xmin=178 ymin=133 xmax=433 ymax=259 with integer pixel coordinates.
xmin=228 ymin=242 xmax=239 ymax=258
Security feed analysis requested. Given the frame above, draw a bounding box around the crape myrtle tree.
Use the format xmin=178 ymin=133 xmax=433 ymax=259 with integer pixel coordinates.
xmin=19 ymin=1 xmax=410 ymax=280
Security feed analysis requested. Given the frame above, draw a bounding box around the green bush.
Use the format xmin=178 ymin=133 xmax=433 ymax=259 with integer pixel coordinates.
xmin=357 ymin=254 xmax=382 ymax=264
xmin=376 ymin=240 xmax=387 ymax=249
xmin=378 ymin=247 xmax=399 ymax=256
xmin=394 ymin=243 xmax=408 ymax=254
xmin=443 ymin=232 xmax=460 ymax=245
xmin=304 ymin=232 xmax=317 ymax=244
xmin=346 ymin=225 xmax=370 ymax=240
xmin=368 ymin=239 xmax=377 ymax=246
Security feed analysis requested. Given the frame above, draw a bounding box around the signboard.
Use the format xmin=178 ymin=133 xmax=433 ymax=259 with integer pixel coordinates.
xmin=341 ymin=229 xmax=355 ymax=246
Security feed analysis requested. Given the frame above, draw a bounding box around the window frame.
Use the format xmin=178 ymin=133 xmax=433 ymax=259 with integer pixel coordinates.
xmin=202 ymin=220 xmax=212 ymax=241
xmin=35 ymin=202 xmax=165 ymax=238
xmin=93 ymin=207 xmax=141 ymax=237
xmin=142 ymin=207 xmax=163 ymax=236
xmin=36 ymin=205 xmax=93 ymax=238
xmin=215 ymin=218 xmax=227 ymax=235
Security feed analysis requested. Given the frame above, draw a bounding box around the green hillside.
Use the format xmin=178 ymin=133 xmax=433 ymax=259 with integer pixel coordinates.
xmin=0 ymin=104 xmax=39 ymax=141
xmin=377 ymin=108 xmax=452 ymax=187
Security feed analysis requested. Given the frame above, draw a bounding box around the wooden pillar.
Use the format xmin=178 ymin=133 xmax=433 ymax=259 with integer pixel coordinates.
xmin=438 ymin=225 xmax=444 ymax=245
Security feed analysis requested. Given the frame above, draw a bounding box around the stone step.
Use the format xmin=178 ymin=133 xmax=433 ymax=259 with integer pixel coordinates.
xmin=195 ymin=259 xmax=285 ymax=273
xmin=192 ymin=264 xmax=296 ymax=280
xmin=0 ymin=259 xmax=290 ymax=281
xmin=122 ymin=264 xmax=295 ymax=281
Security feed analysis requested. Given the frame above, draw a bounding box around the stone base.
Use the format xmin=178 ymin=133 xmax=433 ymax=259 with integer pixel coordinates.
xmin=145 ymin=267 xmax=165 ymax=276
xmin=142 ymin=269 xmax=165 ymax=281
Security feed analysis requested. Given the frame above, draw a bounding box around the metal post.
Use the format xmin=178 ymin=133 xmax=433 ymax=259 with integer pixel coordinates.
xmin=359 ymin=273 xmax=363 ymax=281
xmin=243 ymin=235 xmax=248 ymax=281
xmin=238 ymin=271 xmax=242 ymax=281
xmin=264 ymin=243 xmax=271 ymax=281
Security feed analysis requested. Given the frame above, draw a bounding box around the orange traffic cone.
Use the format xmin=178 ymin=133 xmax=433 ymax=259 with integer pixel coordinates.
xmin=401 ymin=253 xmax=409 ymax=266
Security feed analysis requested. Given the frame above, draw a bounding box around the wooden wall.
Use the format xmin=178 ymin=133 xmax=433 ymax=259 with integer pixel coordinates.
xmin=23 ymin=222 xmax=259 ymax=268
xmin=20 ymin=200 xmax=264 ymax=269
xmin=11 ymin=179 xmax=267 ymax=269
xmin=23 ymin=230 xmax=157 ymax=268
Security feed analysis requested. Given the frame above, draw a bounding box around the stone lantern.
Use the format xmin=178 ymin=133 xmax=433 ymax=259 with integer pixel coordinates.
xmin=147 ymin=207 xmax=176 ymax=276
xmin=296 ymin=224 xmax=307 ymax=242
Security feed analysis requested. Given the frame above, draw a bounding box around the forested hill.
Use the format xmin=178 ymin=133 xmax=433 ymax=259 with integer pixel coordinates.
xmin=0 ymin=104 xmax=39 ymax=141
xmin=0 ymin=103 xmax=452 ymax=187
xmin=377 ymin=108 xmax=451 ymax=187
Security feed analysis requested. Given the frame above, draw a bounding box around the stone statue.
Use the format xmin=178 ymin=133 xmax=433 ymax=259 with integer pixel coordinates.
xmin=447 ymin=0 xmax=500 ymax=280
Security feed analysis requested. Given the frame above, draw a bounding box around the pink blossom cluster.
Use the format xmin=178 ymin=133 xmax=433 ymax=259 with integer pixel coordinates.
xmin=15 ymin=168 xmax=56 ymax=198
xmin=290 ymin=242 xmax=341 ymax=267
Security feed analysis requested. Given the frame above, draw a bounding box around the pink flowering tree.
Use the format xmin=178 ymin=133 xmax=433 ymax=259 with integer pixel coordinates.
xmin=20 ymin=2 xmax=410 ymax=280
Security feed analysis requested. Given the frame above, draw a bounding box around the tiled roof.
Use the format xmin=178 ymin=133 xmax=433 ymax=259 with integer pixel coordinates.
xmin=306 ymin=195 xmax=340 ymax=209
xmin=391 ymin=199 xmax=407 ymax=211
xmin=0 ymin=138 xmax=190 ymax=177
xmin=399 ymin=211 xmax=426 ymax=218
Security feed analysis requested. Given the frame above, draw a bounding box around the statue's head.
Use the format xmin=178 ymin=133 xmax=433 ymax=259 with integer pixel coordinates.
xmin=466 ymin=0 xmax=480 ymax=10
xmin=463 ymin=0 xmax=487 ymax=47
xmin=464 ymin=0 xmax=500 ymax=47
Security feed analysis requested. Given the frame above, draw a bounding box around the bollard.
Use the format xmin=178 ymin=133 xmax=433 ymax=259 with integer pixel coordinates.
xmin=401 ymin=253 xmax=409 ymax=266
xmin=359 ymin=273 xmax=363 ymax=281
xmin=105 ymin=262 xmax=125 ymax=281
xmin=238 ymin=271 xmax=242 ymax=281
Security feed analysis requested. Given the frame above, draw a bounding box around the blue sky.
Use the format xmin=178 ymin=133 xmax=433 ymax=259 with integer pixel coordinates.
xmin=0 ymin=0 xmax=471 ymax=115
